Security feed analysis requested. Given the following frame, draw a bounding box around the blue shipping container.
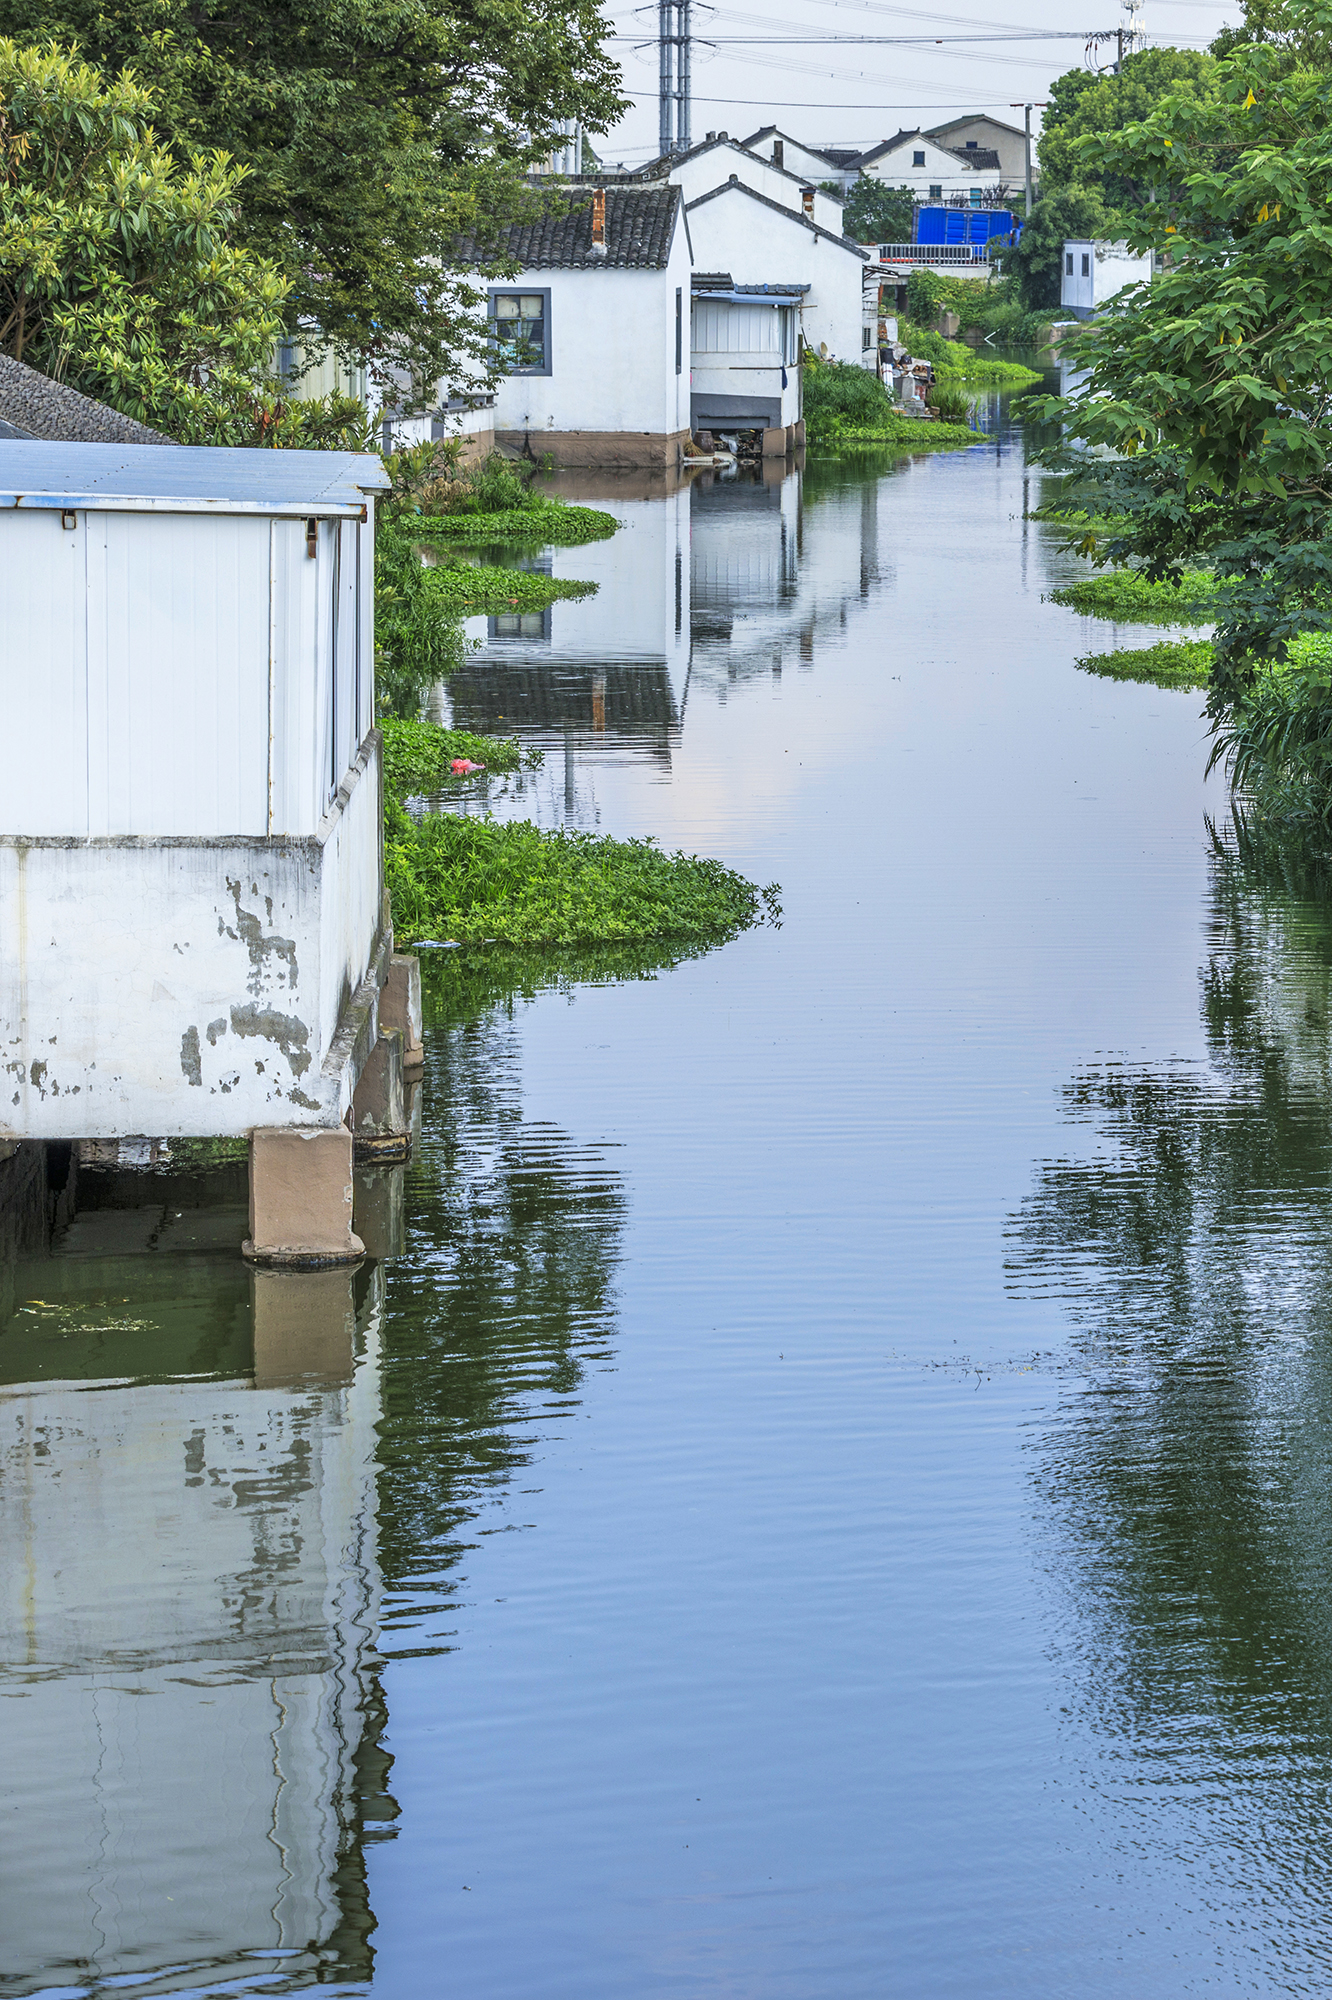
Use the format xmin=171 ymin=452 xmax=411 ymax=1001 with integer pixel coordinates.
xmin=915 ymin=208 xmax=1021 ymax=248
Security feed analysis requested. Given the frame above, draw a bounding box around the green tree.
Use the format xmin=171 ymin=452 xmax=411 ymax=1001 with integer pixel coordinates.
xmin=0 ymin=38 xmax=363 ymax=441
xmin=0 ymin=0 xmax=627 ymax=400
xmin=1039 ymin=46 xmax=1218 ymax=205
xmin=1046 ymin=0 xmax=1332 ymax=814
xmin=839 ymin=177 xmax=913 ymax=245
xmin=1006 ymin=48 xmax=1218 ymax=311
xmin=1006 ymin=181 xmax=1129 ymax=310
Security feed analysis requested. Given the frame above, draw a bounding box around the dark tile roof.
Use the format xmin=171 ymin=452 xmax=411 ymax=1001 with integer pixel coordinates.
xmin=927 ymin=113 xmax=1026 ymax=143
xmin=0 ymin=354 xmax=174 ymax=445
xmin=633 ymin=134 xmax=844 ymax=205
xmin=462 ymin=186 xmax=682 ymax=270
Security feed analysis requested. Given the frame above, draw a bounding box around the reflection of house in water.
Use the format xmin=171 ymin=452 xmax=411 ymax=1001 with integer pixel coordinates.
xmin=0 ymin=1218 xmax=394 ymax=1997
xmin=687 ymin=465 xmax=880 ymax=696
xmin=434 ymin=489 xmax=691 ymax=826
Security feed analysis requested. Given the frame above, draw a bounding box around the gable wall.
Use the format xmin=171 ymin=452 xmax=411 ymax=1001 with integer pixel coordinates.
xmin=686 ymin=188 xmax=864 ymax=361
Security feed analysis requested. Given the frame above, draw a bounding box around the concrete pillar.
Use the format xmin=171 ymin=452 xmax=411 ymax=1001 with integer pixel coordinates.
xmin=761 ymin=426 xmax=788 ymax=458
xmin=350 ymin=1029 xmax=410 ymax=1161
xmin=250 ymin=1264 xmax=357 ymax=1385
xmin=243 ymin=1127 xmax=364 ymax=1266
xmin=379 ymin=953 xmax=424 ymax=1075
xmin=792 ymin=418 xmax=807 ymax=447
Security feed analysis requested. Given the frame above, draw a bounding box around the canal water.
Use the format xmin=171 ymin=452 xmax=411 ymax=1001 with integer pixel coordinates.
xmin=8 ymin=400 xmax=1332 ymax=1996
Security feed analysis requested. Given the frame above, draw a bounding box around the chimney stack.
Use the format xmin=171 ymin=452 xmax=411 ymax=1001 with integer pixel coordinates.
xmin=590 ymin=187 xmax=607 ymax=259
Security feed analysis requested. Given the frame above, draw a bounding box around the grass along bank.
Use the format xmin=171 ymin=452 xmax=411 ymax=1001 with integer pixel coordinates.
xmin=383 ymin=717 xmax=778 ymax=948
xmin=803 ymin=356 xmax=975 ymax=450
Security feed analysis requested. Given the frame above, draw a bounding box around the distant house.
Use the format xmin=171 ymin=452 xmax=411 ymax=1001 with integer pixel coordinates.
xmin=925 ymin=115 xmax=1030 ymax=188
xmin=683 ymin=177 xmax=868 ymax=364
xmin=462 ymin=185 xmax=692 ymax=469
xmin=857 ymin=130 xmax=1007 ymax=207
xmin=637 ymin=133 xmax=845 ymax=235
xmin=739 ymin=127 xmax=860 ymax=196
xmin=1061 ymin=239 xmax=1152 ymax=319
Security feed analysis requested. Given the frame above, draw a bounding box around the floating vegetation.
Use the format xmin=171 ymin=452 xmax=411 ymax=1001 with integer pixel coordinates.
xmin=423 ymin=561 xmax=596 ymax=614
xmin=1076 ymin=639 xmax=1213 ymax=689
xmin=813 ymin=417 xmax=977 ymax=450
xmin=380 ymin=718 xmax=538 ymax=798
xmin=414 ymin=502 xmax=618 ymax=548
xmin=386 ymin=805 xmax=779 ymax=948
xmin=1049 ymin=568 xmax=1217 ymax=622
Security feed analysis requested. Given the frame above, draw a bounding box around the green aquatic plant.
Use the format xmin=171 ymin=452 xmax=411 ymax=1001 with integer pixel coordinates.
xmin=1075 ymin=639 xmax=1213 ymax=689
xmin=386 ymin=804 xmax=779 ymax=948
xmin=1049 ymin=568 xmax=1217 ymax=622
xmin=420 ymin=561 xmax=596 ymax=614
xmin=413 ymin=503 xmax=619 ymax=548
xmin=1213 ymin=632 xmax=1332 ymax=830
xmin=380 ymin=718 xmax=537 ymax=797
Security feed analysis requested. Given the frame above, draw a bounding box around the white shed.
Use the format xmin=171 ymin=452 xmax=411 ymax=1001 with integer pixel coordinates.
xmin=0 ymin=438 xmax=412 ymax=1261
xmin=1061 ymin=239 xmax=1153 ymax=319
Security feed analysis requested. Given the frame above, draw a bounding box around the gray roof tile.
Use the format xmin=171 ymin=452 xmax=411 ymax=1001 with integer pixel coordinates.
xmin=463 ymin=186 xmax=682 ymax=271
xmin=0 ymin=355 xmax=174 ymax=445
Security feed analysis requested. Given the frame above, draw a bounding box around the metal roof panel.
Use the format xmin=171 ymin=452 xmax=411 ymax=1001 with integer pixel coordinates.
xmin=0 ymin=440 xmax=390 ymax=511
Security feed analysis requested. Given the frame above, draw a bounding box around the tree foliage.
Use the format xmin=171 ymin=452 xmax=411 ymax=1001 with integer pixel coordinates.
xmin=0 ymin=38 xmax=372 ymax=441
xmin=1045 ymin=0 xmax=1332 ymax=816
xmin=840 ymin=176 xmax=913 ymax=245
xmin=1007 ymin=47 xmax=1218 ymax=310
xmin=0 ymin=0 xmax=627 ymax=397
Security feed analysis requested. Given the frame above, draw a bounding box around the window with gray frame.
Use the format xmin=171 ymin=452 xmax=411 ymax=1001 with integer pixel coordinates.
xmin=1066 ymin=252 xmax=1074 ymax=275
xmin=913 ymin=149 xmax=926 ymax=165
xmin=929 ymin=182 xmax=942 ymax=198
xmin=490 ymin=290 xmax=551 ymax=374
xmin=1081 ymin=253 xmax=1090 ymax=276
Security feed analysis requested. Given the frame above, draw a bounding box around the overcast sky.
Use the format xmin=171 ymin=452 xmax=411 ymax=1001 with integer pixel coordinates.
xmin=596 ymin=0 xmax=1244 ymax=167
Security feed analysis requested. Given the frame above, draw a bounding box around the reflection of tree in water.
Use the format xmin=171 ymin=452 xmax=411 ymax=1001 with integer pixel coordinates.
xmin=1010 ymin=814 xmax=1332 ymax=1968
xmin=376 ymin=943 xmax=708 ymax=1650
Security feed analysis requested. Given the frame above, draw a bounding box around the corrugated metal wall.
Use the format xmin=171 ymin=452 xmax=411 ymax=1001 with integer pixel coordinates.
xmin=4 ymin=509 xmax=374 ymax=840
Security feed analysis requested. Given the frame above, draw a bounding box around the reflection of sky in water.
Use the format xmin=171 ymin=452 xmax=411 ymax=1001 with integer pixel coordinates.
xmin=19 ymin=397 xmax=1332 ymax=1996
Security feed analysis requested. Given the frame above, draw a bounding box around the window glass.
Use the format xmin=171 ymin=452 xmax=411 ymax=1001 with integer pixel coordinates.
xmin=1081 ymin=253 xmax=1090 ymax=276
xmin=1066 ymin=253 xmax=1074 ymax=275
xmin=913 ymin=150 xmax=926 ymax=166
xmin=929 ymin=183 xmax=941 ymax=198
xmin=493 ymin=292 xmax=546 ymax=370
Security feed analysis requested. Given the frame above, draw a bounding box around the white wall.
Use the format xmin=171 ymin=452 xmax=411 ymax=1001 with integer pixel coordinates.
xmin=5 ymin=507 xmax=376 ymax=842
xmin=861 ymin=135 xmax=1004 ymax=204
xmin=685 ymin=184 xmax=865 ymax=361
xmin=743 ymin=131 xmax=850 ymax=193
xmin=491 ymin=214 xmax=692 ymax=440
xmin=665 ymin=140 xmax=843 ymax=234
xmin=927 ymin=117 xmax=1028 ymax=184
xmin=1061 ymin=239 xmax=1152 ymax=317
xmin=0 ymin=738 xmax=384 ymax=1140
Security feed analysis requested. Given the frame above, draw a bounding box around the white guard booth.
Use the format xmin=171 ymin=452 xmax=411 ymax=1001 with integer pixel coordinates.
xmin=0 ymin=441 xmax=416 ymax=1262
xmin=1061 ymin=239 xmax=1153 ymax=320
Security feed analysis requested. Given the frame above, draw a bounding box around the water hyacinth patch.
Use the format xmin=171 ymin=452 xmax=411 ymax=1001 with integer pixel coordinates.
xmin=386 ymin=802 xmax=779 ymax=948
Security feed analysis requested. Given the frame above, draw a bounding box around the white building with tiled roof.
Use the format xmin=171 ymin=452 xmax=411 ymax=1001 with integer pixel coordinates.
xmin=463 ymin=185 xmax=694 ymax=469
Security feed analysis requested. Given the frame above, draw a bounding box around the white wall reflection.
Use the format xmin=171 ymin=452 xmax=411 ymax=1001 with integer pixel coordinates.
xmin=0 ymin=1248 xmax=390 ymax=1997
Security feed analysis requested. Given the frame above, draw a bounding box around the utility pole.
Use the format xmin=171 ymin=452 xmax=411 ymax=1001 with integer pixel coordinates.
xmin=658 ymin=0 xmax=692 ymax=156
xmin=1011 ymin=103 xmax=1046 ymax=217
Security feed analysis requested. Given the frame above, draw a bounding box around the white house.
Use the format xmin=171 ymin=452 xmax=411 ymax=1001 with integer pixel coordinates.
xmin=857 ymin=129 xmax=1008 ymax=206
xmin=471 ymin=185 xmax=692 ymax=468
xmin=0 ymin=419 xmax=417 ymax=1264
xmin=684 ymin=177 xmax=868 ymax=365
xmin=1061 ymin=239 xmax=1153 ymax=318
xmin=741 ymin=127 xmax=862 ymax=195
xmin=641 ymin=133 xmax=845 ymax=235
xmin=925 ymin=114 xmax=1030 ymax=188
